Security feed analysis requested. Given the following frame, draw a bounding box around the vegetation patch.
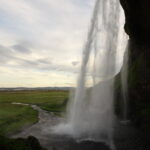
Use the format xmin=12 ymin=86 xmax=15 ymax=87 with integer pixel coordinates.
xmin=0 ymin=91 xmax=69 ymax=135
xmin=0 ymin=103 xmax=38 ymax=135
xmin=0 ymin=135 xmax=47 ymax=150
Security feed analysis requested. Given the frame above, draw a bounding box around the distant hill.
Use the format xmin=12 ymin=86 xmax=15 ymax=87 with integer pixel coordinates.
xmin=0 ymin=87 xmax=72 ymax=91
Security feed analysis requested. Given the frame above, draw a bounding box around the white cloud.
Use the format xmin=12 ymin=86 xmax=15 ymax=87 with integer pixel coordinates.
xmin=0 ymin=1 xmax=95 ymax=87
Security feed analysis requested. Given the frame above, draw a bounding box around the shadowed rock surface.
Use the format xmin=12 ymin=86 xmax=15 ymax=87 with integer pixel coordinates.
xmin=119 ymin=0 xmax=150 ymax=141
xmin=120 ymin=0 xmax=150 ymax=44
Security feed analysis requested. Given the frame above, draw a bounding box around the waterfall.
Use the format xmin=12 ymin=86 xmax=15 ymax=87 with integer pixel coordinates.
xmin=53 ymin=0 xmax=127 ymax=148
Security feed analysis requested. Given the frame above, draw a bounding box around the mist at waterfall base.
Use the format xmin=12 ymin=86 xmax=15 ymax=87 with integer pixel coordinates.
xmin=52 ymin=0 xmax=128 ymax=147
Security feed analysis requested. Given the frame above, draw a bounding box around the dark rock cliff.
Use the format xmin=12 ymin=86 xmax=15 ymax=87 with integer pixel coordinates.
xmin=119 ymin=0 xmax=150 ymax=139
xmin=120 ymin=0 xmax=150 ymax=44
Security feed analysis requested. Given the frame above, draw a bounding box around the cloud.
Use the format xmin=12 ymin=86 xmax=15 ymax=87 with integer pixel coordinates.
xmin=0 ymin=45 xmax=14 ymax=64
xmin=36 ymin=58 xmax=51 ymax=65
xmin=12 ymin=42 xmax=32 ymax=54
xmin=0 ymin=43 xmax=80 ymax=75
xmin=0 ymin=0 xmax=95 ymax=87
xmin=72 ymin=61 xmax=80 ymax=66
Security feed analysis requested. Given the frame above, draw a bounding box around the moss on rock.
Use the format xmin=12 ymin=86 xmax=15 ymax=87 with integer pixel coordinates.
xmin=0 ymin=136 xmax=47 ymax=150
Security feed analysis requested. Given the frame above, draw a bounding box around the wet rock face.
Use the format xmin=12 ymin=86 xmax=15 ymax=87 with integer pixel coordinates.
xmin=72 ymin=141 xmax=110 ymax=150
xmin=120 ymin=0 xmax=150 ymax=44
xmin=119 ymin=0 xmax=150 ymax=139
xmin=128 ymin=41 xmax=150 ymax=128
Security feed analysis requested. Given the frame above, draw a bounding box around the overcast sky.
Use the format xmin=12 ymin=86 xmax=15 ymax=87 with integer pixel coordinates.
xmin=0 ymin=0 xmax=95 ymax=87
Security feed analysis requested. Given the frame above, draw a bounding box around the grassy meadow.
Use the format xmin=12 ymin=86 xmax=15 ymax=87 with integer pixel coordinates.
xmin=0 ymin=90 xmax=69 ymax=135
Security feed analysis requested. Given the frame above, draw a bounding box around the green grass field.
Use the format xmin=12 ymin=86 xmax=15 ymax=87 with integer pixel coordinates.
xmin=0 ymin=90 xmax=69 ymax=135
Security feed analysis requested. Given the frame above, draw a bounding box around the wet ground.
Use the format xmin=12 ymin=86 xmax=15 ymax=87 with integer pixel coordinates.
xmin=11 ymin=104 xmax=150 ymax=150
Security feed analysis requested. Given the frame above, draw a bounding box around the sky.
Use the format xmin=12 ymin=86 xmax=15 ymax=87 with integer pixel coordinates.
xmin=0 ymin=0 xmax=95 ymax=87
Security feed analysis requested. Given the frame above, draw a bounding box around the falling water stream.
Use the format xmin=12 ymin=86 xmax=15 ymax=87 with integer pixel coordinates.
xmin=53 ymin=0 xmax=128 ymax=149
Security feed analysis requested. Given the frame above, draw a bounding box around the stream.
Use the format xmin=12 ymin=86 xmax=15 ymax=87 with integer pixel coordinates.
xmin=11 ymin=103 xmax=150 ymax=150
